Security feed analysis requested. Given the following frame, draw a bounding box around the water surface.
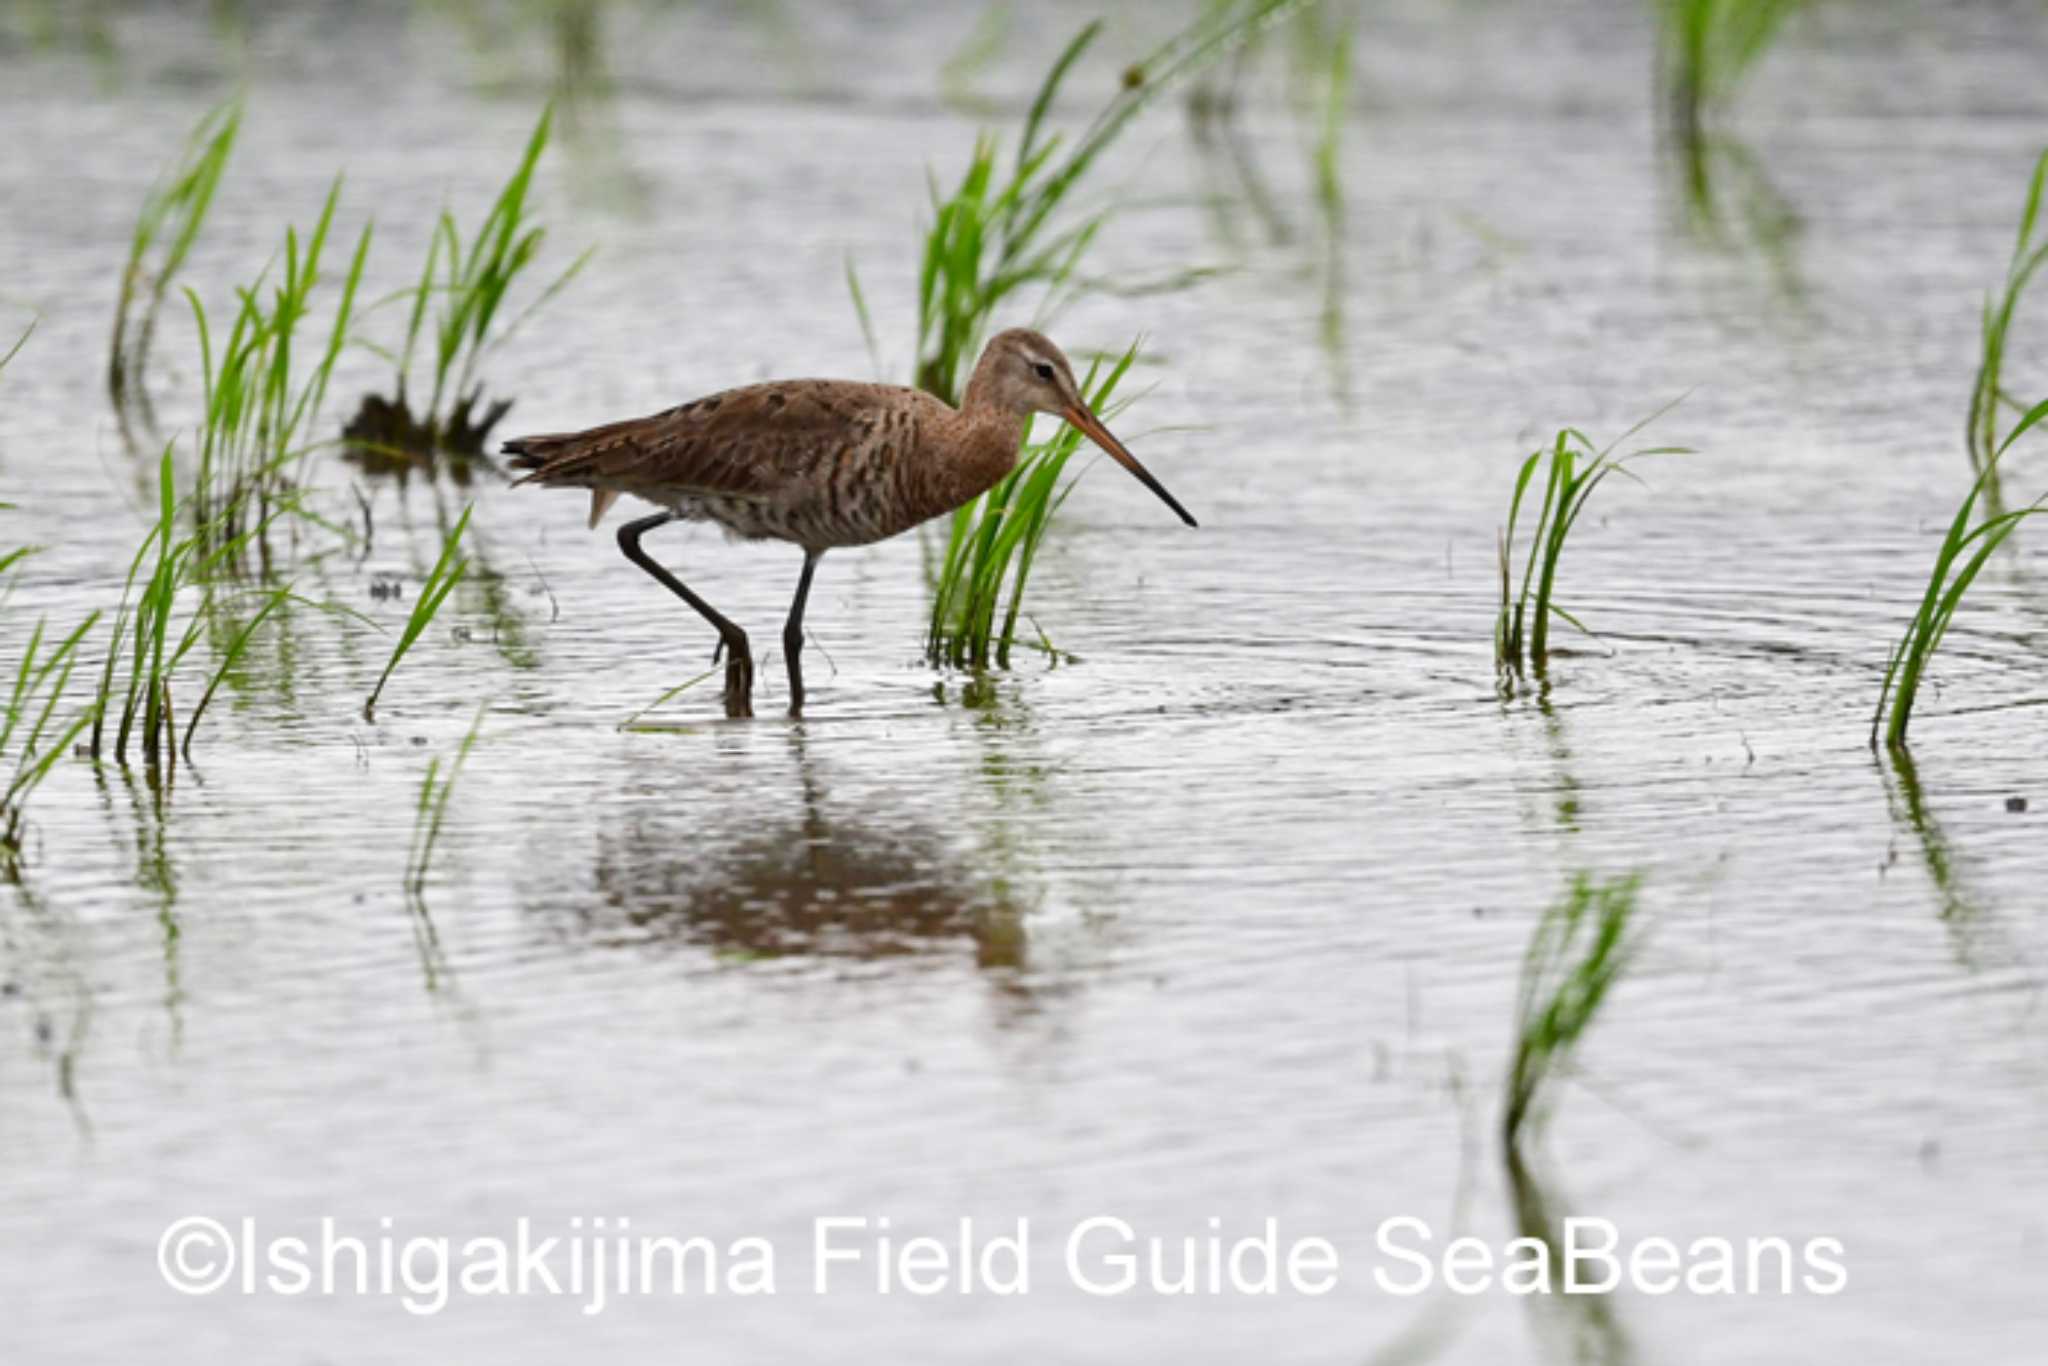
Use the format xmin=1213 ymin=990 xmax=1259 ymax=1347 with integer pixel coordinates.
xmin=3 ymin=2 xmax=2047 ymax=1362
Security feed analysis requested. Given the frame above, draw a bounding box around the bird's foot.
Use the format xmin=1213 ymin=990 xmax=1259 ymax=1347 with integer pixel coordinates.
xmin=721 ymin=650 xmax=755 ymax=719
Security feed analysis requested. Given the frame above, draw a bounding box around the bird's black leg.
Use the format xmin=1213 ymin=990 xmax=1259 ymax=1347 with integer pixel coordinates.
xmin=617 ymin=512 xmax=754 ymax=717
xmin=783 ymin=550 xmax=822 ymax=716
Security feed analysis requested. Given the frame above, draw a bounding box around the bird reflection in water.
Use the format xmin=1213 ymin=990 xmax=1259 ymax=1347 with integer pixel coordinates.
xmin=571 ymin=735 xmax=1030 ymax=973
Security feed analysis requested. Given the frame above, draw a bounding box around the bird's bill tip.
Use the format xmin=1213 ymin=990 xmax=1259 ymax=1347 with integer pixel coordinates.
xmin=1065 ymin=404 xmax=1198 ymax=529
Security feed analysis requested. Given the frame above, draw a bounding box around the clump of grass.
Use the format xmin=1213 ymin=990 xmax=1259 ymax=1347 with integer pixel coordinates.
xmin=110 ymin=100 xmax=240 ymax=449
xmin=1967 ymin=148 xmax=2048 ymax=476
xmin=1655 ymin=0 xmax=1802 ymax=214
xmin=187 ymin=177 xmax=371 ymax=569
xmin=1503 ymin=871 xmax=1644 ymax=1144
xmin=346 ymin=107 xmax=590 ymax=471
xmin=87 ymin=445 xmax=310 ymax=771
xmin=897 ymin=4 xmax=1290 ymax=674
xmin=909 ymin=1 xmax=1305 ymax=404
xmin=1496 ymin=409 xmax=1686 ymax=681
xmin=364 ymin=504 xmax=471 ymax=720
xmin=1872 ymin=398 xmax=2048 ymax=752
xmin=928 ymin=344 xmax=1138 ymax=670
xmin=2 ymin=613 xmax=101 ymax=874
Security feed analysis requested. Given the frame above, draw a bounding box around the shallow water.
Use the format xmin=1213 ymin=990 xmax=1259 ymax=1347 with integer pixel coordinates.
xmin=4 ymin=2 xmax=2048 ymax=1362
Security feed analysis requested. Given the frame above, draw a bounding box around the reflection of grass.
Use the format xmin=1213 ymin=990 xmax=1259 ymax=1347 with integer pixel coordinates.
xmin=1880 ymin=747 xmax=1971 ymax=923
xmin=1495 ymin=409 xmax=1685 ymax=682
xmin=1873 ymin=399 xmax=2048 ymax=751
xmin=928 ymin=344 xmax=1136 ymax=670
xmin=109 ymin=100 xmax=240 ymax=450
xmin=407 ymin=704 xmax=485 ymax=896
xmin=404 ymin=704 xmax=485 ymax=993
xmin=1967 ymin=149 xmax=2048 ymax=477
xmin=1497 ymin=870 xmax=1644 ymax=1356
xmin=1505 ymin=1144 xmax=1637 ymax=1366
xmin=1503 ymin=871 xmax=1643 ymax=1144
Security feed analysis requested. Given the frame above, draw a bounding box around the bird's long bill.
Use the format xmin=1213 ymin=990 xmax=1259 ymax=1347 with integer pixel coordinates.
xmin=1064 ymin=405 xmax=1199 ymax=528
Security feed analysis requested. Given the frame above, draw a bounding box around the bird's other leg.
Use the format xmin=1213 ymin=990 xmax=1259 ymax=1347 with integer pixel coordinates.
xmin=782 ymin=550 xmax=822 ymax=716
xmin=616 ymin=512 xmax=754 ymax=718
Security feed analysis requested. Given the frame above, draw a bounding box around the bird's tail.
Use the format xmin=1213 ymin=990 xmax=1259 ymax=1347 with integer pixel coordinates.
xmin=501 ymin=432 xmax=578 ymax=481
xmin=502 ymin=431 xmax=624 ymax=529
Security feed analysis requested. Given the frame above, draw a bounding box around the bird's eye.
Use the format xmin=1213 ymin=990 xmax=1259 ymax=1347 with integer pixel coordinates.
xmin=1032 ymin=362 xmax=1055 ymax=381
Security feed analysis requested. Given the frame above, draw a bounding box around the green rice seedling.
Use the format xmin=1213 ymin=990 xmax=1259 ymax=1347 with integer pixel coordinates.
xmin=87 ymin=445 xmax=309 ymax=770
xmin=1496 ymin=408 xmax=1687 ymax=680
xmin=0 ymin=539 xmax=33 ymax=609
xmin=901 ymin=5 xmax=1294 ymax=673
xmin=178 ymin=584 xmax=290 ymax=761
xmin=618 ymin=668 xmax=718 ymax=732
xmin=1503 ymin=871 xmax=1644 ymax=1144
xmin=364 ymin=504 xmax=471 ymax=720
xmin=1872 ymin=397 xmax=2048 ymax=752
xmin=1966 ymin=148 xmax=2048 ymax=476
xmin=928 ymin=343 xmax=1137 ymax=670
xmin=406 ymin=703 xmax=486 ymax=896
xmin=350 ymin=106 xmax=590 ymax=465
xmin=911 ymin=1 xmax=1307 ymax=404
xmin=1655 ymin=0 xmax=1802 ymax=214
xmin=109 ymin=100 xmax=240 ymax=448
xmin=1 ymin=319 xmax=30 ymax=376
xmin=2 ymin=496 xmax=37 ymax=621
xmin=187 ymin=176 xmax=371 ymax=568
xmin=2 ymin=613 xmax=101 ymax=872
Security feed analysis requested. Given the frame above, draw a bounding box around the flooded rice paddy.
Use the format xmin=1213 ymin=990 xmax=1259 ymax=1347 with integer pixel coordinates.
xmin=3 ymin=1 xmax=2048 ymax=1361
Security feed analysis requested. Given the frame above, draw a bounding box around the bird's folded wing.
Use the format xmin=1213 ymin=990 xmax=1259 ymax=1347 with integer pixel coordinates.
xmin=503 ymin=380 xmax=906 ymax=501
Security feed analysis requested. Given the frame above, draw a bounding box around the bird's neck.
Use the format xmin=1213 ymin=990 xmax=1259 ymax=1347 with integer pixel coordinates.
xmin=926 ymin=399 xmax=1030 ymax=515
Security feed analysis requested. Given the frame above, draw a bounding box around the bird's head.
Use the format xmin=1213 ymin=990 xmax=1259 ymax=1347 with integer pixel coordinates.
xmin=968 ymin=328 xmax=1198 ymax=528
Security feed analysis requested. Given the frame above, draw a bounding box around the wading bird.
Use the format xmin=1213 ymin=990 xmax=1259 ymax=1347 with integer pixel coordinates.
xmin=505 ymin=328 xmax=1196 ymax=718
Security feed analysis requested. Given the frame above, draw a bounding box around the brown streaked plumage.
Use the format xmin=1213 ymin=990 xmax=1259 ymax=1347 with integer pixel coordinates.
xmin=505 ymin=327 xmax=1196 ymax=718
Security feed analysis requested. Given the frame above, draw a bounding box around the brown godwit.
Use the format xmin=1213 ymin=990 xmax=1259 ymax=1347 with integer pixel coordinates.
xmin=504 ymin=328 xmax=1196 ymax=718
